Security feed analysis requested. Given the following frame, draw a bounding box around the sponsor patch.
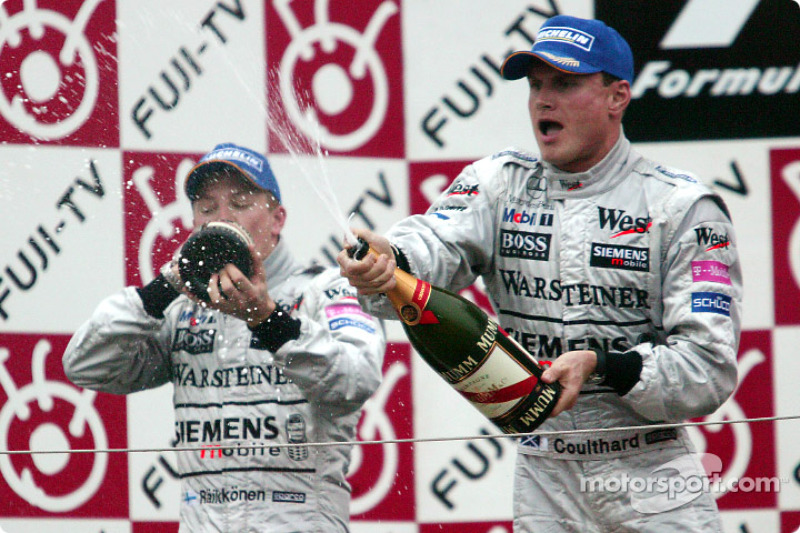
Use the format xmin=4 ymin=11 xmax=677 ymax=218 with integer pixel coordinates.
xmin=644 ymin=428 xmax=678 ymax=445
xmin=590 ymin=243 xmax=649 ymax=272
xmin=502 ymin=207 xmax=554 ymax=227
xmin=446 ymin=181 xmax=478 ymax=197
xmin=691 ymin=260 xmax=731 ymax=285
xmin=329 ymin=317 xmax=376 ymax=334
xmin=694 ymin=226 xmax=730 ymax=252
xmin=172 ymin=328 xmax=216 ymax=355
xmin=691 ymin=291 xmax=732 ymax=316
xmin=325 ymin=303 xmax=371 ymax=320
xmin=499 ymin=229 xmax=551 ymax=260
xmin=272 ymin=491 xmax=306 ymax=503
xmin=536 ymin=26 xmax=595 ymax=52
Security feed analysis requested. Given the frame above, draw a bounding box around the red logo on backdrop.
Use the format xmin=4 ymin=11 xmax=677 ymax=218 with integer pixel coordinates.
xmin=0 ymin=0 xmax=118 ymax=146
xmin=123 ymin=151 xmax=198 ymax=286
xmin=690 ymin=330 xmax=776 ymax=509
xmin=781 ymin=511 xmax=800 ymax=533
xmin=771 ymin=147 xmax=800 ymax=325
xmin=421 ymin=522 xmax=512 ymax=533
xmin=0 ymin=334 xmax=127 ymax=517
xmin=348 ymin=342 xmax=414 ymax=520
xmin=266 ymin=0 xmax=404 ymax=157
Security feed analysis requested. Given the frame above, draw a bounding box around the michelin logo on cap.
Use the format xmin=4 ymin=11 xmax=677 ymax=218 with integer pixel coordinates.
xmin=536 ymin=26 xmax=595 ymax=52
xmin=206 ymin=148 xmax=264 ymax=171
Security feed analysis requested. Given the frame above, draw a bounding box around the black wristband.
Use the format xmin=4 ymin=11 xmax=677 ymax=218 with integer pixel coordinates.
xmin=605 ymin=350 xmax=644 ymax=396
xmin=594 ymin=347 xmax=607 ymax=377
xmin=136 ymin=273 xmax=180 ymax=319
xmin=249 ymin=308 xmax=302 ymax=352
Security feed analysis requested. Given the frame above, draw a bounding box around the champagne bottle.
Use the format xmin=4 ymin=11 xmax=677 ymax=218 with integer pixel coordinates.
xmin=350 ymin=239 xmax=560 ymax=434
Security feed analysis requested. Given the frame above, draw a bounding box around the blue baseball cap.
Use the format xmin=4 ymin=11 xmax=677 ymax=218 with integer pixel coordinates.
xmin=500 ymin=15 xmax=634 ymax=83
xmin=185 ymin=143 xmax=281 ymax=203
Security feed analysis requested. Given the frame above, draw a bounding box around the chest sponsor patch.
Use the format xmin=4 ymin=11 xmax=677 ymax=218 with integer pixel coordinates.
xmin=499 ymin=229 xmax=551 ymax=260
xmin=691 ymin=291 xmax=732 ymax=316
xmin=172 ymin=328 xmax=216 ymax=355
xmin=590 ymin=243 xmax=649 ymax=272
xmin=691 ymin=260 xmax=731 ymax=285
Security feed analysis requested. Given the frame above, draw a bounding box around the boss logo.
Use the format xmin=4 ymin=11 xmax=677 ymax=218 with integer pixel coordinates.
xmin=172 ymin=328 xmax=216 ymax=355
xmin=499 ymin=230 xmax=551 ymax=260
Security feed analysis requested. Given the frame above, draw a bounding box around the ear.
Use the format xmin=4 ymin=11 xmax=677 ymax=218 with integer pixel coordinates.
xmin=271 ymin=205 xmax=287 ymax=236
xmin=609 ymin=80 xmax=632 ymax=117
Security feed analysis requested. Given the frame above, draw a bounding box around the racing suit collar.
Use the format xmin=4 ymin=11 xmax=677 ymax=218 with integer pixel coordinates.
xmin=540 ymin=133 xmax=638 ymax=200
xmin=262 ymin=238 xmax=301 ymax=288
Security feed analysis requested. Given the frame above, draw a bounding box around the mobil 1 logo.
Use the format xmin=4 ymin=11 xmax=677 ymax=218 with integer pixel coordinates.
xmin=500 ymin=229 xmax=551 ymax=260
xmin=597 ymin=0 xmax=800 ymax=141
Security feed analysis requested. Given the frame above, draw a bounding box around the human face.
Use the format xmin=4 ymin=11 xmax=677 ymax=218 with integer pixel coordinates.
xmin=191 ymin=171 xmax=286 ymax=261
xmin=527 ymin=62 xmax=629 ymax=173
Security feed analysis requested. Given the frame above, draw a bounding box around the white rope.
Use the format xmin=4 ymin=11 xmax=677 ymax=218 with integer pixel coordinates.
xmin=3 ymin=413 xmax=799 ymax=456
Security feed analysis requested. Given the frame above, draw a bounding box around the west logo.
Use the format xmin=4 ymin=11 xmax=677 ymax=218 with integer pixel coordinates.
xmin=695 ymin=227 xmax=731 ymax=251
xmin=446 ymin=181 xmax=479 ymax=197
xmin=597 ymin=207 xmax=651 ymax=237
xmin=500 ymin=229 xmax=551 ymax=260
xmin=590 ymin=243 xmax=649 ymax=272
xmin=173 ymin=328 xmax=216 ymax=355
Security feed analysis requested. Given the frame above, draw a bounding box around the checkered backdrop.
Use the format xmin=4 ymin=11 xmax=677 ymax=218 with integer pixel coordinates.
xmin=1 ymin=1 xmax=799 ymax=532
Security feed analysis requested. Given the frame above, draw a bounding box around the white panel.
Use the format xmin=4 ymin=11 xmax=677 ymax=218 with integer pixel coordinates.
xmin=412 ymin=351 xmax=515 ymax=522
xmin=274 ymin=155 xmax=409 ymax=267
xmin=117 ymin=0 xmax=267 ymax=152
xmin=403 ymin=0 xmax=593 ymax=161
xmin=127 ymin=385 xmax=181 ymax=521
xmin=0 ymin=146 xmax=123 ymax=333
xmin=720 ymin=509 xmax=780 ymax=533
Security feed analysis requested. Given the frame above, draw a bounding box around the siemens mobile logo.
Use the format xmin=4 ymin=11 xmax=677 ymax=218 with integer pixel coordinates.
xmin=590 ymin=244 xmax=649 ymax=272
xmin=500 ymin=229 xmax=551 ymax=261
xmin=692 ymin=291 xmax=731 ymax=316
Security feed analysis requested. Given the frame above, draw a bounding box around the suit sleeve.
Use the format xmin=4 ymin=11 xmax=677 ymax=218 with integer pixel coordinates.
xmin=62 ymin=287 xmax=175 ymax=394
xmin=270 ymin=269 xmax=386 ymax=416
xmin=624 ymin=196 xmax=742 ymax=422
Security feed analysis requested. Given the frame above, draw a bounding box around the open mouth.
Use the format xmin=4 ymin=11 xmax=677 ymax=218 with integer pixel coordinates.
xmin=539 ymin=120 xmax=563 ymax=137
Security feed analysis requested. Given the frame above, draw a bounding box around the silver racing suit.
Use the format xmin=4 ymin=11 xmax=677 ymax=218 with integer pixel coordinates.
xmin=64 ymin=240 xmax=385 ymax=533
xmin=362 ymin=135 xmax=741 ymax=531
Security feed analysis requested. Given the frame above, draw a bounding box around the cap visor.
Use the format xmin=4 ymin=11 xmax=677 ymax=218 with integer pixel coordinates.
xmin=501 ymin=50 xmax=602 ymax=80
xmin=185 ymin=161 xmax=257 ymax=199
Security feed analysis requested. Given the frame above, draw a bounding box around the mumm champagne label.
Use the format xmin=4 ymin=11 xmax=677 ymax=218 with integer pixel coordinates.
xmin=448 ymin=319 xmax=544 ymax=420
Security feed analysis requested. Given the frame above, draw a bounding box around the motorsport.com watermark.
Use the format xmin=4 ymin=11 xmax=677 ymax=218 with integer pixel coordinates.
xmin=579 ymin=454 xmax=789 ymax=514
